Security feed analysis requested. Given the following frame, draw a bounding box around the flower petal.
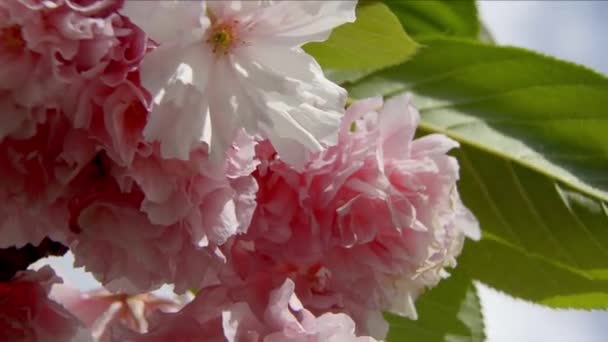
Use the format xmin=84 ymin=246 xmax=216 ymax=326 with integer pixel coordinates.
xmin=121 ymin=1 xmax=207 ymax=44
xmin=235 ymin=49 xmax=345 ymax=168
xmin=378 ymin=94 xmax=420 ymax=159
xmin=143 ymin=81 xmax=209 ymax=160
xmin=254 ymin=0 xmax=357 ymax=47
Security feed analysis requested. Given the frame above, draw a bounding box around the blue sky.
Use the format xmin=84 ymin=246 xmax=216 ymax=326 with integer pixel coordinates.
xmin=479 ymin=1 xmax=608 ymax=341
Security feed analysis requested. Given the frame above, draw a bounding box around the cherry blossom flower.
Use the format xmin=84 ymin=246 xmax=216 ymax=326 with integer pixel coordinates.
xmin=0 ymin=266 xmax=92 ymax=342
xmin=222 ymin=95 xmax=480 ymax=338
xmin=67 ymin=133 xmax=258 ymax=294
xmin=122 ymin=0 xmax=356 ymax=168
xmin=1 ymin=0 xmax=262 ymax=294
xmin=51 ymin=285 xmax=185 ymax=342
xmin=113 ymin=278 xmax=376 ymax=342
xmin=0 ymin=112 xmax=95 ymax=248
xmin=0 ymin=0 xmax=135 ymax=135
xmin=0 ymin=0 xmax=148 ymax=249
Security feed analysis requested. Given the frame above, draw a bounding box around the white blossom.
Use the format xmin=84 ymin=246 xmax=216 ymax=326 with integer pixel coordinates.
xmin=122 ymin=0 xmax=357 ymax=168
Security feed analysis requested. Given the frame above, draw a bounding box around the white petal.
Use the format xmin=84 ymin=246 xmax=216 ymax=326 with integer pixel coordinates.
xmin=247 ymin=45 xmax=347 ymax=117
xmin=254 ymin=0 xmax=357 ymax=47
xmin=453 ymin=193 xmax=481 ymax=241
xmin=138 ymin=44 xmax=187 ymax=102
xmin=264 ymin=132 xmax=311 ymax=170
xmin=379 ymin=94 xmax=420 ymax=159
xmin=143 ymin=82 xmax=209 ymax=160
xmin=234 ymin=48 xmax=345 ymax=168
xmin=245 ymin=44 xmax=345 ymax=105
xmin=265 ymin=99 xmax=341 ymax=151
xmin=390 ymin=290 xmax=418 ymax=320
xmin=180 ymin=44 xmax=214 ymax=93
xmin=339 ymin=96 xmax=383 ymax=134
xmin=121 ymin=0 xmax=207 ymax=44
xmin=202 ymin=189 xmax=239 ymax=245
xmin=411 ymin=134 xmax=459 ymax=161
xmin=205 ymin=57 xmax=258 ymax=162
xmin=261 ymin=102 xmax=339 ymax=168
xmin=207 ymin=0 xmax=245 ymax=18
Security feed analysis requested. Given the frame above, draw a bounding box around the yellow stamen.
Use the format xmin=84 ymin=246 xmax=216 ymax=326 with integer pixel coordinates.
xmin=207 ymin=23 xmax=236 ymax=54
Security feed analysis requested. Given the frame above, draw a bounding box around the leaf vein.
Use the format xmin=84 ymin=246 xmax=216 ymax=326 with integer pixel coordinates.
xmin=554 ymin=184 xmax=608 ymax=256
xmin=506 ymin=161 xmax=580 ymax=267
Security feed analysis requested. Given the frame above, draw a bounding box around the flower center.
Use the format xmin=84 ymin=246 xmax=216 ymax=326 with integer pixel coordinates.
xmin=213 ymin=28 xmax=231 ymax=46
xmin=1 ymin=25 xmax=25 ymax=51
xmin=207 ymin=21 xmax=239 ymax=55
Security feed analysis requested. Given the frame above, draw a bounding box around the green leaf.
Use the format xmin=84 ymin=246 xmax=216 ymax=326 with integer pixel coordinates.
xmin=347 ymin=38 xmax=608 ymax=308
xmin=460 ymin=237 xmax=608 ymax=309
xmin=304 ymin=2 xmax=417 ymax=83
xmin=454 ymin=145 xmax=608 ymax=307
xmin=386 ymin=268 xmax=485 ymax=342
xmin=384 ymin=0 xmax=479 ymax=38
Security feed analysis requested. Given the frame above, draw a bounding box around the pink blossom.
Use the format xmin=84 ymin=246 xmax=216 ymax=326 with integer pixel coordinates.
xmin=114 ymin=278 xmax=376 ymax=342
xmin=0 ymin=0 xmax=146 ymax=168
xmin=0 ymin=112 xmax=95 ymax=248
xmin=0 ymin=266 xmax=92 ymax=341
xmin=0 ymin=0 xmax=137 ymax=133
xmin=223 ymin=95 xmax=480 ymax=338
xmin=68 ymin=193 xmax=226 ymax=294
xmin=1 ymin=91 xmax=257 ymax=294
xmin=0 ymin=0 xmax=149 ymax=249
xmin=86 ymin=81 xmax=150 ymax=168
xmin=51 ymin=285 xmax=184 ymax=342
xmin=67 ymin=135 xmax=258 ymax=294
xmin=1 ymin=0 xmax=260 ymax=294
xmin=119 ymin=139 xmax=258 ymax=244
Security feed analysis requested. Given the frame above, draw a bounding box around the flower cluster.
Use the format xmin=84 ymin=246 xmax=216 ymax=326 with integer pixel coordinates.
xmin=221 ymin=95 xmax=480 ymax=338
xmin=0 ymin=1 xmax=479 ymax=341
